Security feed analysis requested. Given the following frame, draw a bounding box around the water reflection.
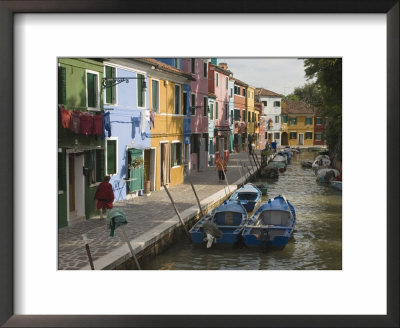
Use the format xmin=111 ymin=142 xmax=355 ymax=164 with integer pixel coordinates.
xmin=140 ymin=150 xmax=342 ymax=270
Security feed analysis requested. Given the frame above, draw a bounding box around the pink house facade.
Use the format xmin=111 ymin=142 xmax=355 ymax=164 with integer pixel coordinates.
xmin=208 ymin=63 xmax=232 ymax=162
xmin=182 ymin=58 xmax=209 ymax=172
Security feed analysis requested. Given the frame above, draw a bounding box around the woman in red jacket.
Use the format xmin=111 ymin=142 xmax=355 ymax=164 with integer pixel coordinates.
xmin=94 ymin=176 xmax=115 ymax=219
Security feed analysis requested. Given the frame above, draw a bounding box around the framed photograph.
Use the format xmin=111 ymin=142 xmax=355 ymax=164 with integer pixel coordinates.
xmin=0 ymin=1 xmax=398 ymax=327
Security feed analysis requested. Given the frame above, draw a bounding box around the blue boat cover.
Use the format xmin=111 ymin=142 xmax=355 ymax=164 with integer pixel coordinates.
xmin=257 ymin=196 xmax=289 ymax=212
xmin=237 ymin=184 xmax=260 ymax=194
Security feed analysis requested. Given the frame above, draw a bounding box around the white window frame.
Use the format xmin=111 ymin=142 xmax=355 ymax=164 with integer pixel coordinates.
xmin=174 ymin=84 xmax=181 ymax=115
xmin=275 ymin=116 xmax=279 ymax=123
xmin=105 ymin=137 xmax=118 ymax=177
xmin=151 ymin=78 xmax=160 ymax=113
xmin=86 ymin=69 xmax=100 ymax=111
xmin=171 ymin=140 xmax=182 ymax=168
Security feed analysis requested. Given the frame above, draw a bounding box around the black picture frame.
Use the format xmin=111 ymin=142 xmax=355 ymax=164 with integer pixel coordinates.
xmin=0 ymin=1 xmax=398 ymax=327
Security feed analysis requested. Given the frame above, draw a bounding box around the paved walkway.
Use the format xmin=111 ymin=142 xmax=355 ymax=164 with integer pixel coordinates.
xmin=58 ymin=150 xmax=263 ymax=270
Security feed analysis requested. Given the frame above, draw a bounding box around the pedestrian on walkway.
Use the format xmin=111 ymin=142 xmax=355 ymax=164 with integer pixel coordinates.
xmin=216 ymin=157 xmax=227 ymax=183
xmin=94 ymin=176 xmax=115 ymax=220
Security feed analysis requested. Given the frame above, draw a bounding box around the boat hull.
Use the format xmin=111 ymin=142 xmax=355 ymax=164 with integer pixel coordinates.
xmin=242 ymin=195 xmax=296 ymax=250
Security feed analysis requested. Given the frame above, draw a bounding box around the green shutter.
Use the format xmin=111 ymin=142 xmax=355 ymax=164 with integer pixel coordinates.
xmin=105 ymin=66 xmax=115 ymax=104
xmin=216 ymin=102 xmax=218 ymax=117
xmin=128 ymin=149 xmax=144 ymax=191
xmin=107 ymin=140 xmax=116 ymax=175
xmin=209 ymin=104 xmax=213 ymax=120
xmin=58 ymin=150 xmax=66 ymax=190
xmin=58 ymin=66 xmax=66 ymax=105
xmin=87 ymin=73 xmax=96 ymax=107
xmin=137 ymin=74 xmax=143 ymax=107
xmin=96 ymin=149 xmax=105 ymax=182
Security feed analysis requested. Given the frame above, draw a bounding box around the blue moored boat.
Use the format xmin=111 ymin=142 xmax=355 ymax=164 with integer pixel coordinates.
xmin=190 ymin=200 xmax=247 ymax=248
xmin=229 ymin=183 xmax=262 ymax=212
xmin=242 ymin=195 xmax=296 ymax=249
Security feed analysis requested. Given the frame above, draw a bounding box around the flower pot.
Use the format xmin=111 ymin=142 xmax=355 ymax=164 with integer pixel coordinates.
xmin=144 ymin=180 xmax=151 ymax=194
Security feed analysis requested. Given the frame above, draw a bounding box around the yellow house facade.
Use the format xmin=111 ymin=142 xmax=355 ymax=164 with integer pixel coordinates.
xmin=246 ymin=85 xmax=256 ymax=138
xmin=281 ymin=100 xmax=315 ymax=146
xmin=143 ymin=59 xmax=195 ymax=191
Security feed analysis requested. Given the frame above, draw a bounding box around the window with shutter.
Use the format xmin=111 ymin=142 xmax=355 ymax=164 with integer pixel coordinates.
xmin=216 ymin=102 xmax=218 ymax=118
xmin=175 ymin=85 xmax=181 ymax=114
xmin=305 ymin=132 xmax=313 ymax=139
xmin=137 ymin=74 xmax=144 ymax=107
xmin=191 ymin=94 xmax=196 ymax=115
xmin=95 ymin=149 xmax=105 ymax=182
xmin=105 ymin=66 xmax=116 ymax=104
xmin=152 ymin=79 xmax=160 ymax=112
xmin=225 ymin=77 xmax=228 ymax=89
xmin=216 ymin=73 xmax=219 ymax=87
xmin=106 ymin=139 xmax=117 ymax=175
xmin=203 ymin=97 xmax=208 ymax=116
xmin=203 ymin=62 xmax=207 ymax=78
xmin=87 ymin=72 xmax=98 ymax=108
xmin=58 ymin=66 xmax=66 ymax=105
xmin=191 ymin=58 xmax=196 ymax=74
xmin=209 ymin=103 xmax=213 ymax=120
xmin=305 ymin=117 xmax=313 ymax=125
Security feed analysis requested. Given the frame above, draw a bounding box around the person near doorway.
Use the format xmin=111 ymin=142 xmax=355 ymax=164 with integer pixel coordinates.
xmin=94 ymin=176 xmax=115 ymax=220
xmin=216 ymin=157 xmax=227 ymax=183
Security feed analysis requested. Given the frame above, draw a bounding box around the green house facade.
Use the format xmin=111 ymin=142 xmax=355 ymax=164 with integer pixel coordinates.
xmin=58 ymin=58 xmax=105 ymax=228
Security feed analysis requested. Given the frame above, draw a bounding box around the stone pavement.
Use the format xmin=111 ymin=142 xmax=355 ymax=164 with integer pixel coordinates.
xmin=58 ymin=150 xmax=263 ymax=270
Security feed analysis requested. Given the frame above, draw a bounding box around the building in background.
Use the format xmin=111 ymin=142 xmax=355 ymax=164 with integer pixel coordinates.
xmin=228 ymin=79 xmax=235 ymax=153
xmin=101 ymin=58 xmax=151 ymax=202
xmin=139 ymin=58 xmax=195 ymax=190
xmin=208 ymin=62 xmax=232 ymax=162
xmin=207 ymin=92 xmax=217 ymax=165
xmin=281 ymin=100 xmax=315 ymax=146
xmin=233 ymin=78 xmax=247 ymax=152
xmin=255 ymin=88 xmax=283 ymax=145
xmin=182 ymin=58 xmax=209 ymax=172
xmin=58 ymin=58 xmax=105 ymax=228
xmin=254 ymin=101 xmax=264 ymax=149
xmin=313 ymin=108 xmax=327 ymax=146
xmin=246 ymin=84 xmax=256 ymax=149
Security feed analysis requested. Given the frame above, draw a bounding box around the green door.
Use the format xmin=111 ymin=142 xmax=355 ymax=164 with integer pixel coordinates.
xmin=128 ymin=149 xmax=144 ymax=192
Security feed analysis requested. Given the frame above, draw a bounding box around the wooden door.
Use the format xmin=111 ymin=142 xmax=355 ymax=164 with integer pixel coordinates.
xmin=69 ymin=154 xmax=75 ymax=211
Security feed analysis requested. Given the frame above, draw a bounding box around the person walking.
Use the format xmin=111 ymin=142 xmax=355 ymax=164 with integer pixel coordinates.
xmin=94 ymin=176 xmax=115 ymax=219
xmin=216 ymin=157 xmax=227 ymax=183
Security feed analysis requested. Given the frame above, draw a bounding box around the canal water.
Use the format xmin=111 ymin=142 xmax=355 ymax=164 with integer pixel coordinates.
xmin=140 ymin=150 xmax=342 ymax=270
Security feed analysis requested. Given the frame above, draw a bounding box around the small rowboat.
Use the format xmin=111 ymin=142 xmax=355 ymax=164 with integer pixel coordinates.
xmin=229 ymin=183 xmax=262 ymax=212
xmin=190 ymin=200 xmax=247 ymax=248
xmin=242 ymin=195 xmax=296 ymax=249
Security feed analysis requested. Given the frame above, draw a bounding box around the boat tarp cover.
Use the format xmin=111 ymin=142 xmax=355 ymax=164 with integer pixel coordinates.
xmin=237 ymin=193 xmax=259 ymax=201
xmin=259 ymin=210 xmax=291 ymax=226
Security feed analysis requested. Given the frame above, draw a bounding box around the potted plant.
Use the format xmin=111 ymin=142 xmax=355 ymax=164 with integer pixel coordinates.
xmin=144 ymin=168 xmax=151 ymax=194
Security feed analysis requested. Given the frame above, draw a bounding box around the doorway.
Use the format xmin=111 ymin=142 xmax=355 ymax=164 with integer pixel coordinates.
xmin=68 ymin=152 xmax=85 ymax=222
xmin=160 ymin=143 xmax=170 ymax=185
xmin=281 ymin=132 xmax=288 ymax=146
xmin=299 ymin=133 xmax=304 ymax=145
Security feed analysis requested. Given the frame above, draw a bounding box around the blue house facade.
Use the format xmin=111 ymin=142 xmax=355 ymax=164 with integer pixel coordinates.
xmin=103 ymin=59 xmax=151 ymax=201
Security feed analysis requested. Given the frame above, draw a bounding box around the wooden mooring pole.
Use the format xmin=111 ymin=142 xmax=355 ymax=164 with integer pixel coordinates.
xmin=163 ymin=184 xmax=191 ymax=240
xmin=184 ymin=167 xmax=202 ymax=215
xmin=222 ymin=169 xmax=230 ymax=194
xmin=82 ymin=234 xmax=94 ymax=270
xmin=121 ymin=226 xmax=141 ymax=270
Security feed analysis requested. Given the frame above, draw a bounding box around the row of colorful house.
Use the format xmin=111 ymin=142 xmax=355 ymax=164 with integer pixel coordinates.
xmin=57 ymin=58 xmax=326 ymax=228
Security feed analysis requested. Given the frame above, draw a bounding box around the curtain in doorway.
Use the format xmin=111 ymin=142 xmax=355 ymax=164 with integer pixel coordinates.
xmin=161 ymin=143 xmax=171 ymax=185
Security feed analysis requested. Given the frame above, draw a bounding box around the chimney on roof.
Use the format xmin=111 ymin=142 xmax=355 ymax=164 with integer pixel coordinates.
xmin=219 ymin=63 xmax=228 ymax=70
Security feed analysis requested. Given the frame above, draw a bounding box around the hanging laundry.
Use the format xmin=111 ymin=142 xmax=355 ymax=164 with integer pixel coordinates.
xmin=103 ymin=111 xmax=111 ymax=137
xmin=80 ymin=112 xmax=93 ymax=136
xmin=93 ymin=114 xmax=103 ymax=136
xmin=140 ymin=109 xmax=146 ymax=135
xmin=70 ymin=111 xmax=81 ymax=134
xmin=150 ymin=110 xmax=155 ymax=129
xmin=60 ymin=106 xmax=71 ymax=129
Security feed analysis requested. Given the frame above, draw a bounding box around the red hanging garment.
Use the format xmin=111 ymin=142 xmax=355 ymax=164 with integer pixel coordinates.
xmin=80 ymin=113 xmax=93 ymax=136
xmin=93 ymin=114 xmax=103 ymax=136
xmin=70 ymin=111 xmax=81 ymax=134
xmin=60 ymin=106 xmax=71 ymax=129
